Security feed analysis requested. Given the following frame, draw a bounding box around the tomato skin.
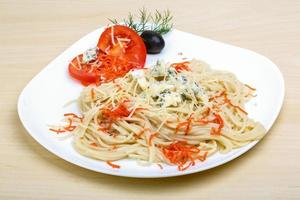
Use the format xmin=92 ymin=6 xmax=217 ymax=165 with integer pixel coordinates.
xmin=68 ymin=54 xmax=99 ymax=85
xmin=97 ymin=25 xmax=146 ymax=68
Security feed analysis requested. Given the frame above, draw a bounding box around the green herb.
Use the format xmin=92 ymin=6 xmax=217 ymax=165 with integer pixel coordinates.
xmin=109 ymin=8 xmax=173 ymax=35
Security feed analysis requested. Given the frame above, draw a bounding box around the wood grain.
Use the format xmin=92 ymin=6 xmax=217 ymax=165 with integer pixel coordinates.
xmin=0 ymin=0 xmax=299 ymax=199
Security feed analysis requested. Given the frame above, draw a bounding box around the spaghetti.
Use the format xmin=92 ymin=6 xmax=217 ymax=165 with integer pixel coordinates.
xmin=54 ymin=59 xmax=266 ymax=170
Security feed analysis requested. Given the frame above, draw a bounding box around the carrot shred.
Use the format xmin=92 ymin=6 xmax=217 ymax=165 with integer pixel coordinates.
xmin=226 ymin=100 xmax=248 ymax=115
xmin=64 ymin=126 xmax=76 ymax=131
xmin=64 ymin=113 xmax=79 ymax=118
xmin=49 ymin=128 xmax=66 ymax=134
xmin=223 ymin=93 xmax=248 ymax=115
xmin=70 ymin=50 xmax=143 ymax=86
xmin=210 ymin=114 xmax=224 ymax=135
xmin=64 ymin=113 xmax=84 ymax=122
xmin=178 ymin=160 xmax=194 ymax=171
xmin=162 ymin=141 xmax=200 ymax=171
xmin=184 ymin=114 xmax=194 ymax=135
xmin=136 ymin=128 xmax=150 ymax=138
xmin=198 ymin=151 xmax=208 ymax=162
xmin=197 ymin=113 xmax=224 ymax=135
xmin=202 ymin=107 xmax=211 ymax=117
xmin=49 ymin=118 xmax=76 ymax=133
xmin=175 ymin=114 xmax=194 ymax=135
xmin=134 ymin=108 xmax=147 ymax=112
xmin=148 ymin=132 xmax=158 ymax=145
xmin=91 ymin=88 xmax=95 ymax=100
xmin=175 ymin=121 xmax=188 ymax=134
xmin=171 ymin=61 xmax=190 ymax=72
xmin=102 ymin=102 xmax=131 ymax=121
xmin=97 ymin=54 xmax=141 ymax=84
xmin=209 ymin=91 xmax=225 ymax=102
xmin=106 ymin=161 xmax=120 ymax=169
xmin=98 ymin=125 xmax=108 ymax=132
xmin=90 ymin=142 xmax=98 ymax=147
xmin=64 ymin=118 xmax=76 ymax=131
xmin=101 ymin=101 xmax=131 ymax=130
xmin=209 ymin=91 xmax=248 ymax=115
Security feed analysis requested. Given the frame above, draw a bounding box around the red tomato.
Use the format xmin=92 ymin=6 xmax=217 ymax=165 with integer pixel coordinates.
xmin=97 ymin=25 xmax=146 ymax=68
xmin=68 ymin=54 xmax=99 ymax=86
xmin=68 ymin=25 xmax=147 ymax=85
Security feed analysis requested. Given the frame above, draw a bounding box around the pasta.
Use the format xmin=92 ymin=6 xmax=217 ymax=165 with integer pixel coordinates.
xmin=54 ymin=59 xmax=266 ymax=170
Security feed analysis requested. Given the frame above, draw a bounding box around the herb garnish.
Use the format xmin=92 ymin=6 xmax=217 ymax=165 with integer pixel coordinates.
xmin=109 ymin=8 xmax=173 ymax=35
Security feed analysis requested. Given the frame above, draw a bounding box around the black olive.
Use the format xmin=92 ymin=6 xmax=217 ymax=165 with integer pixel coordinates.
xmin=141 ymin=30 xmax=165 ymax=54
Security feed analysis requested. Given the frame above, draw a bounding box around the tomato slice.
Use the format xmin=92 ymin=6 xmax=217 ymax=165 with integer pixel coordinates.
xmin=68 ymin=25 xmax=147 ymax=86
xmin=97 ymin=25 xmax=146 ymax=68
xmin=68 ymin=54 xmax=99 ymax=86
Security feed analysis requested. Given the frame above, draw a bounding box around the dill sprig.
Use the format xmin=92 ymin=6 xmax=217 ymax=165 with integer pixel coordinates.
xmin=109 ymin=8 xmax=173 ymax=35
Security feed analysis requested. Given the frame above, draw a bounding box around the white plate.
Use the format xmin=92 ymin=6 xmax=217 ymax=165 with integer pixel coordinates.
xmin=18 ymin=27 xmax=284 ymax=178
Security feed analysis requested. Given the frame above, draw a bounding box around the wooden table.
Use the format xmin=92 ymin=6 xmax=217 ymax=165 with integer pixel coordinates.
xmin=1 ymin=0 xmax=299 ymax=199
